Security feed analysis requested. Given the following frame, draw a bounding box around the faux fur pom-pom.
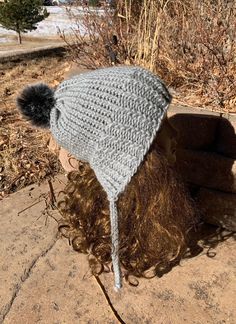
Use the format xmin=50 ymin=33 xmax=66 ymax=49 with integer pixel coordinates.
xmin=17 ymin=83 xmax=55 ymax=128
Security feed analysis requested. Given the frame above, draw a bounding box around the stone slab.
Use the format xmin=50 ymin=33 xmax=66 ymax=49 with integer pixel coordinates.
xmin=0 ymin=176 xmax=236 ymax=324
xmin=99 ymin=237 xmax=236 ymax=324
xmin=169 ymin=113 xmax=219 ymax=150
xmin=168 ymin=103 xmax=236 ymax=121
xmin=0 ymin=176 xmax=116 ymax=323
xmin=168 ymin=104 xmax=221 ymax=117
xmin=176 ymin=149 xmax=236 ymax=193
xmin=0 ymin=176 xmax=65 ymax=323
xmin=197 ymin=188 xmax=236 ymax=231
xmin=168 ymin=106 xmax=236 ymax=159
xmin=169 ymin=113 xmax=236 ymax=159
xmin=3 ymin=240 xmax=116 ymax=324
xmin=216 ymin=118 xmax=236 ymax=159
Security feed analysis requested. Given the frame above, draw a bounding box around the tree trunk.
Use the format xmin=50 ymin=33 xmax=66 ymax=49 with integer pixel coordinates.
xmin=17 ymin=31 xmax=22 ymax=44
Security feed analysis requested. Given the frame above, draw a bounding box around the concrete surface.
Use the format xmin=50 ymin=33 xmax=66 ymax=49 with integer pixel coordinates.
xmin=99 ymin=238 xmax=236 ymax=324
xmin=0 ymin=176 xmax=116 ymax=323
xmin=0 ymin=176 xmax=235 ymax=323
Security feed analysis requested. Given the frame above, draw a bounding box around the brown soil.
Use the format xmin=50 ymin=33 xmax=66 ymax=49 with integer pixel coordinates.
xmin=0 ymin=35 xmax=63 ymax=53
xmin=0 ymin=54 xmax=71 ymax=198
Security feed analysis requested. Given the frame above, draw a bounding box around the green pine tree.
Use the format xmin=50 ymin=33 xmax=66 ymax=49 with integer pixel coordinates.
xmin=0 ymin=0 xmax=49 ymax=44
xmin=88 ymin=0 xmax=100 ymax=7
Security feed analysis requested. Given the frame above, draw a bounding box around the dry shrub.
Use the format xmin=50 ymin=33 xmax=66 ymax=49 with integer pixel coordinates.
xmin=61 ymin=0 xmax=236 ymax=112
xmin=158 ymin=0 xmax=236 ymax=111
xmin=60 ymin=2 xmax=135 ymax=67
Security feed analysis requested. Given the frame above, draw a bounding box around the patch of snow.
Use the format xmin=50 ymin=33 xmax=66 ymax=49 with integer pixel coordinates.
xmin=0 ymin=37 xmax=9 ymax=43
xmin=0 ymin=6 xmax=86 ymax=38
xmin=0 ymin=5 xmax=109 ymax=39
xmin=46 ymin=6 xmax=68 ymax=14
xmin=45 ymin=6 xmax=105 ymax=15
xmin=0 ymin=28 xmax=15 ymax=35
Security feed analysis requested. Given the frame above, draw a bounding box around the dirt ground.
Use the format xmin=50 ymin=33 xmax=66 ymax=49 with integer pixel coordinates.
xmin=0 ymin=36 xmax=63 ymax=54
xmin=0 ymin=54 xmax=72 ymax=198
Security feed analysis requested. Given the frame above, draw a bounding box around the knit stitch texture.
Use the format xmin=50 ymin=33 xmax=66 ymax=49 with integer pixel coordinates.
xmin=49 ymin=66 xmax=172 ymax=288
xmin=51 ymin=66 xmax=171 ymax=198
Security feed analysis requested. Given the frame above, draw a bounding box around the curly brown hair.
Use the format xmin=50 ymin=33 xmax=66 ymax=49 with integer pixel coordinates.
xmin=57 ymin=142 xmax=197 ymax=284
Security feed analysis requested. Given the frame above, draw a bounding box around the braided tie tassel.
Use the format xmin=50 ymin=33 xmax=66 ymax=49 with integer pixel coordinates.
xmin=109 ymin=199 xmax=122 ymax=289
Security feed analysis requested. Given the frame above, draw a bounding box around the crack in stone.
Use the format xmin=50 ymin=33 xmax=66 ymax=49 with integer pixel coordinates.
xmin=94 ymin=276 xmax=126 ymax=324
xmin=0 ymin=237 xmax=58 ymax=323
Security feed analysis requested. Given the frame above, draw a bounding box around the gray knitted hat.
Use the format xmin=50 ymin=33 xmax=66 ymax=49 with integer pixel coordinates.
xmin=17 ymin=66 xmax=172 ymax=289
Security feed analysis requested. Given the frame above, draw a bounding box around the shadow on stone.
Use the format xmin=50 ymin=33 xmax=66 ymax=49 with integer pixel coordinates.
xmin=154 ymin=223 xmax=235 ymax=280
xmin=186 ymin=222 xmax=236 ymax=260
xmin=169 ymin=113 xmax=236 ymax=232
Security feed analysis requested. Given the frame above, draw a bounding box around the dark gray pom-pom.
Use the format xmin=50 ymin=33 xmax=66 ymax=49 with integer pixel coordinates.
xmin=16 ymin=83 xmax=55 ymax=128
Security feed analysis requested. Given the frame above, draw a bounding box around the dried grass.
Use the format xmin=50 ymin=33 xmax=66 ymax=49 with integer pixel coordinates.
xmin=61 ymin=0 xmax=236 ymax=112
xmin=0 ymin=115 xmax=60 ymax=196
xmin=0 ymin=56 xmax=70 ymax=197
